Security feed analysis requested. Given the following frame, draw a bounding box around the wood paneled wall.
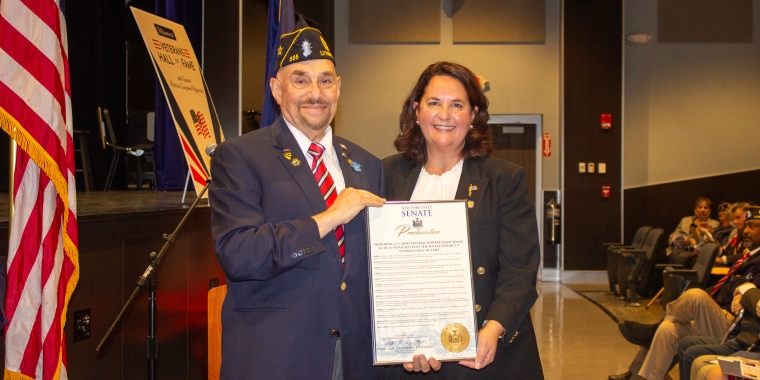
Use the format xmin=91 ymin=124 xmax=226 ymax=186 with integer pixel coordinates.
xmin=563 ymin=0 xmax=623 ymax=270
xmin=0 ymin=207 xmax=223 ymax=380
xmin=624 ymin=170 xmax=760 ymax=245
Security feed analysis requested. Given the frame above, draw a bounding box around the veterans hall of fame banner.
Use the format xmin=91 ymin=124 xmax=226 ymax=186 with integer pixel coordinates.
xmin=366 ymin=201 xmax=478 ymax=365
xmin=131 ymin=7 xmax=224 ymax=196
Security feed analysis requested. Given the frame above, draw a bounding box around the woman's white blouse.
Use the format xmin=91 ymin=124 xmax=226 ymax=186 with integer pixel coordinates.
xmin=410 ymin=159 xmax=464 ymax=201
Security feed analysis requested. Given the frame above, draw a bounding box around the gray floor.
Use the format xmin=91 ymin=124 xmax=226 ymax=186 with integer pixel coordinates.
xmin=534 ymin=282 xmax=642 ymax=380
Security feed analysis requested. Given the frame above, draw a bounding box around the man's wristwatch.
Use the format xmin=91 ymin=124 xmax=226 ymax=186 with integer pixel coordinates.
xmin=481 ymin=320 xmax=508 ymax=339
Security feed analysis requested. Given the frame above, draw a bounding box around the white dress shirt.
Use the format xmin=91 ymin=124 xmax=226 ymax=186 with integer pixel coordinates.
xmin=410 ymin=158 xmax=464 ymax=201
xmin=285 ymin=120 xmax=346 ymax=194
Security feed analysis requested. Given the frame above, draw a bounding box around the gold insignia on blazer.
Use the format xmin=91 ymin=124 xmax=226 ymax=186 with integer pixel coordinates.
xmin=284 ymin=152 xmax=292 ymax=160
xmin=291 ymin=158 xmax=301 ymax=167
xmin=342 ymin=152 xmax=347 ymax=157
xmin=468 ymin=184 xmax=478 ymax=197
xmin=347 ymin=158 xmax=353 ymax=165
xmin=467 ymin=200 xmax=474 ymax=209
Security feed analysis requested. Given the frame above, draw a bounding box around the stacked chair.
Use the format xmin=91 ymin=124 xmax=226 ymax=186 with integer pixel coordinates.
xmin=605 ymin=226 xmax=652 ymax=297
xmin=615 ymin=228 xmax=665 ymax=307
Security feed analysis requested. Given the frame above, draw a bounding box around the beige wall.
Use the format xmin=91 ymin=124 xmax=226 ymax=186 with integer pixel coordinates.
xmin=624 ymin=0 xmax=760 ymax=188
xmin=334 ymin=0 xmax=563 ymax=189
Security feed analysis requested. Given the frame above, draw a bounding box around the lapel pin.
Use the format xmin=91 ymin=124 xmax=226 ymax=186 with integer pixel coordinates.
xmin=467 ymin=200 xmax=474 ymax=209
xmin=283 ymin=148 xmax=292 ymax=160
xmin=468 ymin=184 xmax=478 ymax=197
xmin=350 ymin=161 xmax=361 ymax=172
xmin=342 ymin=152 xmax=347 ymax=157
xmin=291 ymin=158 xmax=301 ymax=167
xmin=339 ymin=143 xmax=348 ymax=150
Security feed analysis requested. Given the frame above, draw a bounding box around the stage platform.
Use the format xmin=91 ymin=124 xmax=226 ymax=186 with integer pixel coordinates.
xmin=0 ymin=190 xmax=207 ymax=222
xmin=0 ymin=191 xmax=221 ymax=380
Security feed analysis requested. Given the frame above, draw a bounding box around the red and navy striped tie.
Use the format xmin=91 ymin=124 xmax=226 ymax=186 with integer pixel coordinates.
xmin=308 ymin=143 xmax=345 ymax=269
xmin=711 ymin=248 xmax=751 ymax=297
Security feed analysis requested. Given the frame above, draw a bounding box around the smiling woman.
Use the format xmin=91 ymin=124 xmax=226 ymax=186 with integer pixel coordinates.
xmin=383 ymin=62 xmax=544 ymax=379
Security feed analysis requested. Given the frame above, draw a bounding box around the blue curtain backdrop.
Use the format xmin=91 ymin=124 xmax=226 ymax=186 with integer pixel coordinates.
xmin=261 ymin=0 xmax=295 ymax=128
xmin=154 ymin=0 xmax=202 ymax=190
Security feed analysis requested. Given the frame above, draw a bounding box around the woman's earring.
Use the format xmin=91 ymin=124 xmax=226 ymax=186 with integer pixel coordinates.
xmin=416 ymin=120 xmax=420 ymax=125
xmin=469 ymin=125 xmax=473 ymax=130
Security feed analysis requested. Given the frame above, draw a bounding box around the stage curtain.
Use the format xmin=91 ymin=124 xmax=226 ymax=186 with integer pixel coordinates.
xmin=154 ymin=0 xmax=202 ymax=190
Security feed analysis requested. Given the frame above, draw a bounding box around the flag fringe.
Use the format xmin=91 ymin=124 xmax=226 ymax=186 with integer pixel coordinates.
xmin=4 ymin=369 xmax=36 ymax=380
xmin=0 ymin=106 xmax=80 ymax=380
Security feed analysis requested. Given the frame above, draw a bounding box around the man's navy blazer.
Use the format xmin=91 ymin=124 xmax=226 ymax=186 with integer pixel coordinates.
xmin=209 ymin=117 xmax=385 ymax=380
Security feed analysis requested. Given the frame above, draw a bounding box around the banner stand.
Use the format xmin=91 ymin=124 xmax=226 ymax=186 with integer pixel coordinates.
xmin=130 ymin=7 xmax=224 ymax=197
xmin=181 ymin=170 xmax=192 ymax=204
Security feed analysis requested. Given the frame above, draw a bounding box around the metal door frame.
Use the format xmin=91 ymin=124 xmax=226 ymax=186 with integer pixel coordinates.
xmin=487 ymin=114 xmax=546 ymax=278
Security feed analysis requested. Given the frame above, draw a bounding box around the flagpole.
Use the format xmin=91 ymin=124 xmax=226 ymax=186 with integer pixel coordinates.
xmin=8 ymin=139 xmax=15 ymax=224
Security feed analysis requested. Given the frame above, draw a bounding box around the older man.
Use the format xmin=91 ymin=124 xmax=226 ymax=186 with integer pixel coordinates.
xmin=715 ymin=202 xmax=750 ymax=266
xmin=676 ymin=207 xmax=760 ymax=380
xmin=610 ymin=205 xmax=760 ymax=380
xmin=210 ymin=27 xmax=385 ymax=379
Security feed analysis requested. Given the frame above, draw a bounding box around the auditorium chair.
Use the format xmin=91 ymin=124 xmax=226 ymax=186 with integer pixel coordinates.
xmin=659 ymin=242 xmax=720 ymax=305
xmin=615 ymin=228 xmax=664 ymax=306
xmin=604 ymin=225 xmax=652 ymax=296
xmin=208 ymin=284 xmax=227 ymax=380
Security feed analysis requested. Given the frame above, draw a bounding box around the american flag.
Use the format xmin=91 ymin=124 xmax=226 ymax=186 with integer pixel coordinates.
xmin=0 ymin=0 xmax=80 ymax=379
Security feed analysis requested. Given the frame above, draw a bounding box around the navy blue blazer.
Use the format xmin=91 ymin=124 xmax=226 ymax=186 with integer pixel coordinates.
xmin=382 ymin=154 xmax=543 ymax=379
xmin=210 ymin=117 xmax=385 ymax=380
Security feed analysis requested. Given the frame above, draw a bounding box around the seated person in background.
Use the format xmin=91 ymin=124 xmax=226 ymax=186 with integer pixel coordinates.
xmin=712 ymin=202 xmax=735 ymax=245
xmin=715 ymin=203 xmax=750 ymax=267
xmin=609 ymin=206 xmax=760 ymax=380
xmin=669 ymin=197 xmax=721 ymax=266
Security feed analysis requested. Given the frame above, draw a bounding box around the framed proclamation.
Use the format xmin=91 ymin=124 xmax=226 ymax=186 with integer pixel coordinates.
xmin=366 ymin=201 xmax=477 ymax=365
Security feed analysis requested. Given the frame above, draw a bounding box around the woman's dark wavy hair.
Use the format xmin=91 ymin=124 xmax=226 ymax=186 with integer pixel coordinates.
xmin=394 ymin=61 xmax=492 ymax=165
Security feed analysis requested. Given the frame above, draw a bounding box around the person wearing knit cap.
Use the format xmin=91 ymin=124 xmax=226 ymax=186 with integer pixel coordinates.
xmin=210 ymin=27 xmax=385 ymax=380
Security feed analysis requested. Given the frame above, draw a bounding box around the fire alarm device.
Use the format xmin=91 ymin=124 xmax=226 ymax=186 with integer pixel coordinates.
xmin=588 ymin=163 xmax=595 ymax=173
xmin=578 ymin=162 xmax=586 ymax=173
xmin=601 ymin=114 xmax=612 ymax=130
xmin=602 ymin=185 xmax=611 ymax=198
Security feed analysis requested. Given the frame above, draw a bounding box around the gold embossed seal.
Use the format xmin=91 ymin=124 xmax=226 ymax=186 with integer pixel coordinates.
xmin=440 ymin=323 xmax=470 ymax=353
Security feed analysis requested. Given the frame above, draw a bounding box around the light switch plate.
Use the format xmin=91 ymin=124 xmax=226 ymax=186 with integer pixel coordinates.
xmin=578 ymin=162 xmax=586 ymax=173
xmin=599 ymin=163 xmax=607 ymax=174
xmin=588 ymin=163 xmax=595 ymax=173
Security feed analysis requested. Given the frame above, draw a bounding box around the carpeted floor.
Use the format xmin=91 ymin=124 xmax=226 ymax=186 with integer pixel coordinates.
xmin=566 ymin=283 xmax=664 ymax=324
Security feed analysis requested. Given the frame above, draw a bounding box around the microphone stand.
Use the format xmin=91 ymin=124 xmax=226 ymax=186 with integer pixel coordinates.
xmin=96 ymin=178 xmax=211 ymax=380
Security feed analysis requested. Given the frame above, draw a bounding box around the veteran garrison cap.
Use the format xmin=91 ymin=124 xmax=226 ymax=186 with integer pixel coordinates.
xmin=746 ymin=206 xmax=760 ymax=221
xmin=277 ymin=27 xmax=334 ymax=70
xmin=718 ymin=202 xmax=730 ymax=212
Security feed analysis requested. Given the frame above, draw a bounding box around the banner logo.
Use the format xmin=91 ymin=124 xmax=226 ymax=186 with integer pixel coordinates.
xmin=155 ymin=24 xmax=176 ymax=40
xmin=189 ymin=109 xmax=211 ymax=139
